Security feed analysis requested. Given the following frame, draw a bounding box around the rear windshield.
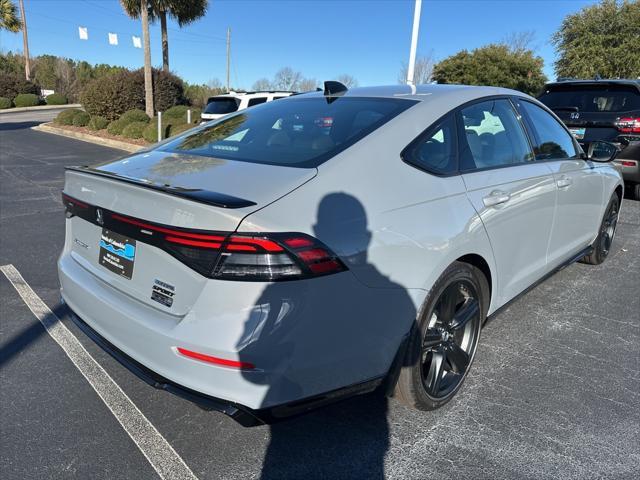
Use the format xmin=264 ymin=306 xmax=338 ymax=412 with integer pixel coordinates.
xmin=203 ymin=98 xmax=239 ymax=114
xmin=538 ymin=84 xmax=640 ymax=113
xmin=160 ymin=96 xmax=416 ymax=168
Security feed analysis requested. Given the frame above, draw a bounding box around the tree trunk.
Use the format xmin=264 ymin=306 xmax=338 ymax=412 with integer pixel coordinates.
xmin=140 ymin=0 xmax=154 ymax=118
xmin=18 ymin=0 xmax=30 ymax=80
xmin=160 ymin=10 xmax=169 ymax=72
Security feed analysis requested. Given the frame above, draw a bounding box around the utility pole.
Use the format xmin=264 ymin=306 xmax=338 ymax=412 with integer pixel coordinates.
xmin=406 ymin=0 xmax=422 ymax=85
xmin=226 ymin=27 xmax=231 ymax=92
xmin=18 ymin=0 xmax=31 ymax=80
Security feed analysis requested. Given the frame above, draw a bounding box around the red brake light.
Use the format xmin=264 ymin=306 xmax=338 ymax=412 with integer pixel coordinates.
xmin=616 ymin=117 xmax=640 ymax=134
xmin=176 ymin=347 xmax=255 ymax=369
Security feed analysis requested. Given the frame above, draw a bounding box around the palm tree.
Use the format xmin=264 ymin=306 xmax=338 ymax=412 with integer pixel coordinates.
xmin=121 ymin=1 xmax=208 ymax=72
xmin=0 ymin=0 xmax=21 ymax=32
xmin=121 ymin=1 xmax=154 ymax=117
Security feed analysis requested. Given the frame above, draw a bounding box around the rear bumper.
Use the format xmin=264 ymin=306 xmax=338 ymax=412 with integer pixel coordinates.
xmin=65 ymin=307 xmax=382 ymax=426
xmin=58 ymin=241 xmax=415 ymax=420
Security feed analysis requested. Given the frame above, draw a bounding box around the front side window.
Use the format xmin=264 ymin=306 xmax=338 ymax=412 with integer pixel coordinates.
xmin=459 ymin=99 xmax=534 ymax=171
xmin=160 ymin=97 xmax=416 ymax=168
xmin=518 ymin=101 xmax=578 ymax=160
xmin=403 ymin=114 xmax=457 ymax=174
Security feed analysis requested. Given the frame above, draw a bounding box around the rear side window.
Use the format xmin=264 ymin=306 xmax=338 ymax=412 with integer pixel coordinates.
xmin=518 ymin=101 xmax=579 ymax=160
xmin=538 ymin=85 xmax=640 ymax=113
xmin=160 ymin=97 xmax=416 ymax=168
xmin=203 ymin=98 xmax=239 ymax=114
xmin=458 ymin=99 xmax=534 ymax=171
xmin=403 ymin=114 xmax=457 ymax=174
xmin=248 ymin=97 xmax=268 ymax=107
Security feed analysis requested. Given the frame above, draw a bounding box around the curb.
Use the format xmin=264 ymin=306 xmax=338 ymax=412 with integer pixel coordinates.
xmin=32 ymin=123 xmax=144 ymax=153
xmin=0 ymin=103 xmax=82 ymax=114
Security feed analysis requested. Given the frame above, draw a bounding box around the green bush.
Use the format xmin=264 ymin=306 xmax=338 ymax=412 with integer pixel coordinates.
xmin=45 ymin=93 xmax=68 ymax=105
xmin=81 ymin=70 xmax=144 ymax=121
xmin=81 ymin=68 xmax=185 ymax=121
xmin=0 ymin=97 xmax=12 ymax=109
xmin=106 ymin=118 xmax=129 ymax=136
xmin=120 ymin=109 xmax=149 ymax=124
xmin=163 ymin=105 xmax=189 ymax=120
xmin=88 ymin=115 xmax=109 ymax=131
xmin=0 ymin=72 xmax=39 ymax=99
xmin=54 ymin=108 xmax=83 ymax=125
xmin=122 ymin=121 xmax=148 ymax=139
xmin=150 ymin=68 xmax=186 ymax=112
xmin=143 ymin=121 xmax=160 ymax=143
xmin=72 ymin=111 xmax=91 ymax=127
xmin=168 ymin=123 xmax=193 ymax=138
xmin=13 ymin=93 xmax=39 ymax=107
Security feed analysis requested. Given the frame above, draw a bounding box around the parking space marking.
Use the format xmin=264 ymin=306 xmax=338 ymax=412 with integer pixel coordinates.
xmin=1 ymin=264 xmax=199 ymax=480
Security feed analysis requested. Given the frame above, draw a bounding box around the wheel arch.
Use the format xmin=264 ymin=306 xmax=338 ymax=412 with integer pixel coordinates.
xmin=456 ymin=253 xmax=493 ymax=314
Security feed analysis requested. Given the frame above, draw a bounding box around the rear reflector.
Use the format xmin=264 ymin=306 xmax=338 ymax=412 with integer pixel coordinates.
xmin=62 ymin=193 xmax=347 ymax=281
xmin=176 ymin=347 xmax=255 ymax=369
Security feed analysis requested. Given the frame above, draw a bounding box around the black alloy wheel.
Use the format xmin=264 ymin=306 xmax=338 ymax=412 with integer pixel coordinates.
xmin=420 ymin=280 xmax=480 ymax=399
xmin=394 ymin=261 xmax=488 ymax=411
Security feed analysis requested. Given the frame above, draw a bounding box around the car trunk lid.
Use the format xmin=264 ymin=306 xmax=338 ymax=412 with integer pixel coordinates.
xmin=62 ymin=151 xmax=316 ymax=315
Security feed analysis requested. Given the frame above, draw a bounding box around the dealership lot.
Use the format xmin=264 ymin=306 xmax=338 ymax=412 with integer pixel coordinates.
xmin=1 ymin=111 xmax=639 ymax=479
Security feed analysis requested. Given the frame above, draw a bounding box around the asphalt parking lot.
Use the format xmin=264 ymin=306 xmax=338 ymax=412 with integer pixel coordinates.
xmin=1 ymin=110 xmax=639 ymax=480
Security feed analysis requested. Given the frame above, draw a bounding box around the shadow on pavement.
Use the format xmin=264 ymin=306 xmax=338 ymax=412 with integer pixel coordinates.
xmin=0 ymin=304 xmax=65 ymax=368
xmin=0 ymin=121 xmax=42 ymax=131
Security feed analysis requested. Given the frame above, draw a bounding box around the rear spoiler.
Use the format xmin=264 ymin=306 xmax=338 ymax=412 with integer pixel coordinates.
xmin=65 ymin=166 xmax=257 ymax=209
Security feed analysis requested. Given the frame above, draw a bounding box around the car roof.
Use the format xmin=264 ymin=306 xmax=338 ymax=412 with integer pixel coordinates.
xmin=294 ymin=84 xmax=531 ymax=103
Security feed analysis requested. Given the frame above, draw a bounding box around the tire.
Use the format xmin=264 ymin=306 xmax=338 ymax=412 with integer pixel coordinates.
xmin=581 ymin=193 xmax=620 ymax=265
xmin=633 ymin=183 xmax=640 ymax=201
xmin=394 ymin=261 xmax=489 ymax=411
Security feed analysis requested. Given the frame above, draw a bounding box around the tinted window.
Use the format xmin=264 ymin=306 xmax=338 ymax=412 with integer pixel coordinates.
xmin=403 ymin=114 xmax=457 ymax=174
xmin=538 ymin=85 xmax=640 ymax=113
xmin=459 ymin=99 xmax=534 ymax=170
xmin=519 ymin=101 xmax=578 ymax=160
xmin=248 ymin=97 xmax=268 ymax=107
xmin=203 ymin=98 xmax=239 ymax=114
xmin=160 ymin=97 xmax=416 ymax=168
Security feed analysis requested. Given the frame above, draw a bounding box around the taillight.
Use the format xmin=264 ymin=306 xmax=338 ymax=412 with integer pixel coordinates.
xmin=183 ymin=232 xmax=348 ymax=281
xmin=62 ymin=193 xmax=347 ymax=281
xmin=615 ymin=117 xmax=640 ymax=133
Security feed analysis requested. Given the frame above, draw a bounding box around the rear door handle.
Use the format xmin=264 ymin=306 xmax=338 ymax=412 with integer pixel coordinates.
xmin=482 ymin=190 xmax=511 ymax=207
xmin=557 ymin=175 xmax=573 ymax=189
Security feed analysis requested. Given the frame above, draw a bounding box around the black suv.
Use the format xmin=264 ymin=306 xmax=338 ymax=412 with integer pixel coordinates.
xmin=538 ymin=79 xmax=640 ymax=199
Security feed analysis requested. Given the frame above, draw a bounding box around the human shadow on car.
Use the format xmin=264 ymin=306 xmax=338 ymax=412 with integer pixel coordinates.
xmin=237 ymin=192 xmax=418 ymax=479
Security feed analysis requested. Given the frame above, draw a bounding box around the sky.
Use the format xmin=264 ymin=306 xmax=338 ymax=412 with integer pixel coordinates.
xmin=0 ymin=0 xmax=600 ymax=89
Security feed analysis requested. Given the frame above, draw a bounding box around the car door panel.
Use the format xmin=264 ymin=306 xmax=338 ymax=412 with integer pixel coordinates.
xmin=463 ymin=163 xmax=557 ymax=305
xmin=545 ymin=160 xmax=604 ymax=262
xmin=515 ymin=99 xmax=605 ymax=265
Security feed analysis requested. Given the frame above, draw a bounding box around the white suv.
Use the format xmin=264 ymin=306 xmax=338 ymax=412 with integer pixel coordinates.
xmin=201 ymin=91 xmax=294 ymax=122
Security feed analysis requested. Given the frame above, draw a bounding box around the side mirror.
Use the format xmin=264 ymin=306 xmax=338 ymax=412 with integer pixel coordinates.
xmin=586 ymin=140 xmax=619 ymax=162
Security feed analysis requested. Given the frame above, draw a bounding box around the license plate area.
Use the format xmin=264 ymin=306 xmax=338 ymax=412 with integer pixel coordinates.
xmin=99 ymin=228 xmax=136 ymax=280
xmin=570 ymin=127 xmax=586 ymax=140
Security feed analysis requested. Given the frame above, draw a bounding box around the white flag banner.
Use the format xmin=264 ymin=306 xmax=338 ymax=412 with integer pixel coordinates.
xmin=132 ymin=36 xmax=142 ymax=48
xmin=108 ymin=33 xmax=118 ymax=46
xmin=78 ymin=27 xmax=88 ymax=40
